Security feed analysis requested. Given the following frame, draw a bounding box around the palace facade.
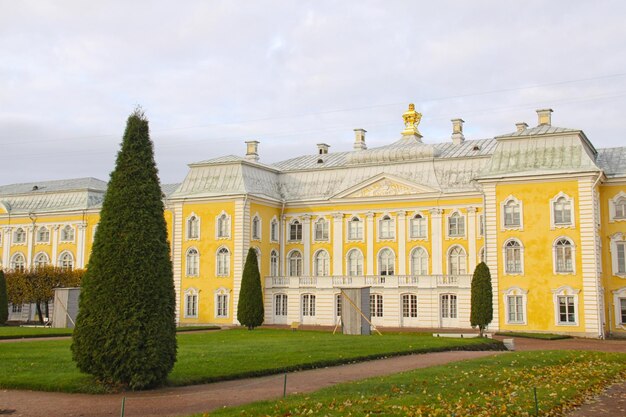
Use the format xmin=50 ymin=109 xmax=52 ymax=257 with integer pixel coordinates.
xmin=1 ymin=106 xmax=625 ymax=338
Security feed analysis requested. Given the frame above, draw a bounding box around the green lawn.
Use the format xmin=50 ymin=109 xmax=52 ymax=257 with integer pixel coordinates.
xmin=203 ymin=351 xmax=626 ymax=417
xmin=495 ymin=331 xmax=572 ymax=340
xmin=0 ymin=328 xmax=500 ymax=393
xmin=0 ymin=325 xmax=219 ymax=340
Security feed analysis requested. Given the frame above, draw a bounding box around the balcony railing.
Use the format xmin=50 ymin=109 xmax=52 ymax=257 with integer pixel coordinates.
xmin=266 ymin=274 xmax=471 ymax=289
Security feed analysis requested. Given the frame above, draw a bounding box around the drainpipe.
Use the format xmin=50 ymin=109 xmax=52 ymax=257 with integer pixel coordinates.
xmin=591 ymin=172 xmax=604 ymax=339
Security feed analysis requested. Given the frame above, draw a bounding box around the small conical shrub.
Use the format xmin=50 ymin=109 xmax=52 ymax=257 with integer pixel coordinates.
xmin=237 ymin=248 xmax=264 ymax=330
xmin=470 ymin=262 xmax=493 ymax=336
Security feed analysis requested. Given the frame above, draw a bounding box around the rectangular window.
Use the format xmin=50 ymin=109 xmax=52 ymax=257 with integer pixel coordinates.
xmin=504 ymin=204 xmax=520 ymax=227
xmin=348 ymin=219 xmax=363 ymax=240
xmin=379 ymin=217 xmax=394 ymax=239
xmin=314 ymin=220 xmax=329 ymax=240
xmin=410 ymin=217 xmax=426 ymax=238
xmin=620 ymin=298 xmax=626 ymax=324
xmin=441 ymin=294 xmax=457 ymax=319
xmin=289 ymin=223 xmax=302 ymax=241
xmin=302 ymin=294 xmax=315 ymax=316
xmin=507 ymin=295 xmax=524 ymax=323
xmin=370 ymin=294 xmax=383 ymax=317
xmin=558 ymin=295 xmax=576 ymax=324
xmin=275 ymin=294 xmax=288 ymax=316
xmin=185 ymin=294 xmax=197 ymax=318
xmin=448 ymin=215 xmax=465 ymax=237
xmin=252 ymin=218 xmax=260 ymax=240
xmin=336 ymin=294 xmax=342 ymax=318
xmin=11 ymin=304 xmax=22 ymax=313
xmin=270 ymin=221 xmax=278 ymax=241
xmin=479 ymin=214 xmax=484 ymax=236
xmin=402 ymin=294 xmax=418 ymax=318
xmin=216 ymin=294 xmax=228 ymax=318
xmin=617 ymin=242 xmax=626 ymax=274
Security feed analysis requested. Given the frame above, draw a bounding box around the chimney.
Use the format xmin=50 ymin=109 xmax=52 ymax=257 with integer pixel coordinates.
xmin=451 ymin=118 xmax=465 ymax=145
xmin=536 ymin=108 xmax=553 ymax=126
xmin=317 ymin=143 xmax=330 ymax=155
xmin=245 ymin=140 xmax=259 ymax=162
xmin=353 ymin=128 xmax=367 ymax=151
xmin=516 ymin=122 xmax=529 ymax=132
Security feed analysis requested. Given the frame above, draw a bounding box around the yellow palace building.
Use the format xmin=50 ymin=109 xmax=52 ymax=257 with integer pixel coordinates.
xmin=1 ymin=106 xmax=625 ymax=338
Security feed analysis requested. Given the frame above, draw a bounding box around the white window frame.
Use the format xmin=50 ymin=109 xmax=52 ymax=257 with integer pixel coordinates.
xmin=503 ymin=287 xmax=528 ymax=325
xmin=446 ymin=210 xmax=466 ymax=239
xmin=60 ymin=225 xmax=75 ymax=242
xmin=347 ymin=216 xmax=364 ymax=241
xmin=301 ymin=294 xmax=316 ymax=317
xmin=410 ymin=246 xmax=428 ymax=275
xmin=501 ymin=195 xmax=523 ymax=230
xmin=215 ymin=211 xmax=231 ymax=239
xmin=275 ymin=293 xmax=288 ymax=317
xmin=13 ymin=227 xmax=26 ymax=244
xmin=370 ymin=293 xmax=383 ymax=317
xmin=10 ymin=252 xmax=25 ymax=271
xmin=58 ymin=250 xmax=74 ymax=271
xmin=36 ymin=226 xmax=50 ymax=244
xmin=346 ymin=248 xmax=364 ymax=276
xmin=33 ymin=252 xmax=50 ymax=268
xmin=214 ymin=287 xmax=230 ymax=318
xmin=552 ymin=285 xmax=580 ymax=326
xmin=378 ymin=214 xmax=395 ymax=240
xmin=401 ymin=293 xmax=418 ymax=318
xmin=409 ymin=212 xmax=428 ymax=240
xmin=609 ymin=232 xmax=626 ymax=277
xmin=377 ymin=247 xmax=395 ymax=276
xmin=447 ymin=245 xmax=467 ymax=275
xmin=186 ymin=213 xmax=200 ymax=240
xmin=270 ymin=249 xmax=279 ymax=277
xmin=251 ymin=214 xmax=261 ymax=241
xmin=609 ymin=192 xmax=626 ymax=222
xmin=288 ymin=219 xmax=302 ymax=242
xmin=550 ymin=192 xmax=575 ymax=229
xmin=270 ymin=216 xmax=279 ymax=242
xmin=216 ymin=246 xmax=230 ymax=277
xmin=287 ymin=250 xmax=302 ymax=277
xmin=186 ymin=247 xmax=199 ymax=277
xmin=313 ymin=217 xmax=329 ymax=241
xmin=313 ymin=249 xmax=330 ymax=276
xmin=553 ymin=236 xmax=576 ymax=275
xmin=612 ymin=287 xmax=626 ymax=328
xmin=184 ymin=288 xmax=198 ymax=318
xmin=503 ymin=238 xmax=524 ymax=275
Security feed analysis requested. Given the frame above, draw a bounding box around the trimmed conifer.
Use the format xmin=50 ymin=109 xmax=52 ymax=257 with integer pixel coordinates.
xmin=237 ymin=248 xmax=264 ymax=330
xmin=71 ymin=109 xmax=177 ymax=389
xmin=0 ymin=270 xmax=8 ymax=325
xmin=470 ymin=262 xmax=493 ymax=337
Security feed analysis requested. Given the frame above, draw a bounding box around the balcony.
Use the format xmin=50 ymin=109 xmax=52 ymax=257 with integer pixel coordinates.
xmin=266 ymin=274 xmax=471 ymax=290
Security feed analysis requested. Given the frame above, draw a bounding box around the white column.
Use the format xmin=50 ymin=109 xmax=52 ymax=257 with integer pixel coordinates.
xmin=51 ymin=225 xmax=59 ymax=266
xmin=280 ymin=215 xmax=287 ymax=276
xmin=76 ymin=222 xmax=87 ymax=269
xmin=366 ymin=212 xmax=375 ymax=275
xmin=483 ymin=183 xmax=500 ymax=330
xmin=332 ymin=213 xmax=343 ymax=275
xmin=302 ymin=214 xmax=311 ymax=276
xmin=3 ymin=227 xmax=12 ymax=266
xmin=397 ymin=211 xmax=406 ymax=275
xmin=468 ymin=207 xmax=477 ymax=273
xmin=171 ymin=203 xmax=183 ymax=324
xmin=232 ymin=198 xmax=250 ymax=325
xmin=26 ymin=225 xmax=34 ymax=269
xmin=430 ymin=209 xmax=443 ymax=274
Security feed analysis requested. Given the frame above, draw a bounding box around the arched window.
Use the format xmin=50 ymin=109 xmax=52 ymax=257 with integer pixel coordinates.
xmin=60 ymin=225 xmax=75 ymax=242
xmin=554 ymin=238 xmax=574 ymax=273
xmin=615 ymin=197 xmax=626 ymax=219
xmin=270 ymin=250 xmax=279 ymax=277
xmin=216 ymin=247 xmax=230 ymax=276
xmin=448 ymin=246 xmax=466 ymax=275
xmin=186 ymin=248 xmax=199 ymax=276
xmin=379 ymin=215 xmax=394 ymax=239
xmin=370 ymin=294 xmax=383 ymax=317
xmin=59 ymin=251 xmax=74 ymax=271
xmin=410 ymin=214 xmax=427 ymax=238
xmin=270 ymin=218 xmax=279 ymax=242
xmin=252 ymin=215 xmax=261 ymax=240
xmin=448 ymin=212 xmax=465 ymax=237
xmin=14 ymin=228 xmax=26 ymax=244
xmin=348 ymin=217 xmax=363 ymax=240
xmin=289 ymin=220 xmax=302 ymax=241
xmin=378 ymin=248 xmax=395 ymax=276
xmin=217 ymin=213 xmax=230 ymax=238
xmin=410 ymin=247 xmax=428 ymax=275
xmin=347 ymin=249 xmax=363 ymax=276
xmin=504 ymin=239 xmax=523 ymax=274
xmin=34 ymin=252 xmax=49 ymax=268
xmin=313 ymin=250 xmax=330 ymax=276
xmin=503 ymin=199 xmax=521 ymax=227
xmin=275 ymin=293 xmax=288 ymax=316
xmin=314 ymin=218 xmax=329 ymax=241
xmin=288 ymin=251 xmax=302 ymax=277
xmin=11 ymin=253 xmax=25 ymax=272
xmin=184 ymin=288 xmax=198 ymax=318
xmin=187 ymin=215 xmax=199 ymax=239
xmin=553 ymin=196 xmax=572 ymax=226
xmin=37 ymin=227 xmax=50 ymax=243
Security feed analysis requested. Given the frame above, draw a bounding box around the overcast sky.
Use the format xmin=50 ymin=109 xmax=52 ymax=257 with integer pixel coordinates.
xmin=1 ymin=1 xmax=625 ymax=186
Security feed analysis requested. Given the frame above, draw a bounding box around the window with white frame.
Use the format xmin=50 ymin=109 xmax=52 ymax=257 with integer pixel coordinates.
xmin=270 ymin=250 xmax=279 ymax=277
xmin=378 ymin=248 xmax=395 ymax=276
xmin=335 ymin=293 xmax=342 ymax=318
xmin=504 ymin=239 xmax=523 ymax=274
xmin=313 ymin=250 xmax=330 ymax=276
xmin=448 ymin=246 xmax=466 ymax=275
xmin=11 ymin=303 xmax=22 ymax=313
xmin=379 ymin=215 xmax=395 ymax=239
xmin=275 ymin=293 xmax=288 ymax=316
xmin=217 ymin=213 xmax=230 ymax=238
xmin=402 ymin=294 xmax=418 ymax=318
xmin=504 ymin=287 xmax=527 ymax=324
xmin=59 ymin=251 xmax=74 ymax=270
xmin=613 ymin=288 xmax=626 ymax=326
xmin=410 ymin=214 xmax=427 ymax=238
xmin=552 ymin=194 xmax=573 ymax=226
xmin=410 ymin=247 xmax=428 ymax=275
xmin=215 ymin=289 xmax=229 ymax=318
xmin=14 ymin=228 xmax=26 ymax=244
xmin=478 ymin=214 xmax=484 ymax=237
xmin=314 ymin=218 xmax=329 ymax=241
xmin=187 ymin=215 xmax=199 ymax=239
xmin=184 ymin=289 xmax=198 ymax=318
xmin=609 ymin=233 xmax=626 ymax=276
xmin=216 ymin=247 xmax=230 ymax=276
xmin=60 ymin=225 xmax=75 ymax=242
xmin=270 ymin=218 xmax=279 ymax=242
xmin=289 ymin=220 xmax=302 ymax=241
xmin=614 ymin=196 xmax=626 ymax=219
xmin=301 ymin=294 xmax=315 ymax=316
xmin=620 ymin=298 xmax=626 ymax=325
xmin=348 ymin=217 xmax=363 ymax=240
xmin=34 ymin=252 xmax=49 ymax=268
xmin=37 ymin=227 xmax=50 ymax=243
xmin=553 ymin=286 xmax=579 ymax=325
xmin=186 ymin=248 xmax=199 ymax=276
xmin=347 ymin=249 xmax=363 ymax=276
xmin=617 ymin=241 xmax=626 ymax=275
xmin=288 ymin=251 xmax=302 ymax=277
xmin=448 ymin=212 xmax=465 ymax=237
xmin=251 ymin=215 xmax=261 ymax=240
xmin=11 ymin=253 xmax=25 ymax=272
xmin=370 ymin=294 xmax=383 ymax=317
xmin=441 ymin=294 xmax=457 ymax=319
xmin=554 ymin=237 xmax=574 ymax=273
xmin=502 ymin=197 xmax=522 ymax=228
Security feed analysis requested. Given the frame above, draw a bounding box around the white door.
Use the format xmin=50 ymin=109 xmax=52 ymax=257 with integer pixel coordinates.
xmin=440 ymin=294 xmax=458 ymax=328
xmin=300 ymin=294 xmax=317 ymax=325
xmin=273 ymin=294 xmax=289 ymax=325
xmin=400 ymin=294 xmax=419 ymax=327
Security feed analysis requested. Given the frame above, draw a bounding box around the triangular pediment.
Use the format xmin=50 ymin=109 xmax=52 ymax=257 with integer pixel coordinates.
xmin=334 ymin=173 xmax=437 ymax=199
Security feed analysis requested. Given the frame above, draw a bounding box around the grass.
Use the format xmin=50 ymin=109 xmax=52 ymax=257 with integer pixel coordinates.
xmin=202 ymin=350 xmax=626 ymax=417
xmin=495 ymin=331 xmax=573 ymax=340
xmin=0 ymin=325 xmax=219 ymax=340
xmin=0 ymin=328 xmax=500 ymax=393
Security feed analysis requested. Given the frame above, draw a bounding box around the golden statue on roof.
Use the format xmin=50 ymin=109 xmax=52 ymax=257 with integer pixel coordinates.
xmin=402 ymin=103 xmax=422 ymax=137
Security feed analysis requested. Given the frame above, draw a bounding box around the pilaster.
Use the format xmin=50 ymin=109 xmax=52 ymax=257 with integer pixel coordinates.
xmin=468 ymin=207 xmax=477 ymax=272
xmin=366 ymin=212 xmax=375 ymax=275
xmin=430 ymin=209 xmax=443 ymax=274
xmin=280 ymin=215 xmax=286 ymax=276
xmin=332 ymin=213 xmax=343 ymax=275
xmin=397 ymin=211 xmax=406 ymax=275
xmin=76 ymin=222 xmax=87 ymax=268
xmin=302 ymin=214 xmax=311 ymax=276
xmin=51 ymin=225 xmax=60 ymax=266
xmin=2 ymin=227 xmax=12 ymax=267
xmin=26 ymin=225 xmax=34 ymax=268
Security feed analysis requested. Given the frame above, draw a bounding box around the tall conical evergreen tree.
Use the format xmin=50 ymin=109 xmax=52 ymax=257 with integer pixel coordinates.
xmin=71 ymin=109 xmax=177 ymax=389
xmin=0 ymin=270 xmax=8 ymax=325
xmin=237 ymin=248 xmax=264 ymax=330
xmin=470 ymin=262 xmax=493 ymax=337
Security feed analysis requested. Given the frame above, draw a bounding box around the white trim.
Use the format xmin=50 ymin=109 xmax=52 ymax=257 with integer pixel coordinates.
xmin=286 ymin=249 xmax=303 ymax=277
xmin=346 ymin=215 xmax=365 ymax=242
xmin=609 ymin=232 xmax=626 ymax=278
xmin=214 ymin=287 xmax=230 ymax=319
xmin=502 ymin=238 xmax=524 ymax=275
xmin=185 ymin=246 xmax=200 ymax=277
xmin=609 ymin=191 xmax=626 ymax=223
xmin=503 ymin=286 xmax=528 ymax=325
xmin=377 ymin=246 xmax=396 ymax=275
xmin=312 ymin=248 xmax=330 ymax=276
xmin=500 ymin=195 xmax=523 ymax=231
xmin=612 ymin=287 xmax=626 ymax=329
xmin=287 ymin=217 xmax=303 ymax=243
xmin=549 ymin=192 xmax=575 ymax=229
xmin=270 ymin=215 xmax=279 ymax=242
xmin=10 ymin=251 xmax=26 ymax=270
xmin=409 ymin=245 xmax=429 ymax=275
xmin=446 ymin=244 xmax=467 ymax=275
xmin=408 ymin=211 xmax=428 ymax=240
xmin=313 ymin=216 xmax=330 ymax=242
xmin=183 ymin=287 xmax=199 ymax=319
xmin=215 ymin=245 xmax=231 ymax=277
xmin=58 ymin=250 xmax=74 ymax=270
xmin=251 ymin=213 xmax=262 ymax=241
xmin=552 ymin=236 xmax=576 ymax=275
xmin=445 ymin=209 xmax=466 ymax=240
xmin=552 ymin=285 xmax=580 ymax=326
xmin=215 ymin=210 xmax=231 ymax=239
xmin=59 ymin=225 xmax=76 ymax=243
xmin=345 ymin=248 xmax=364 ymax=276
xmin=36 ymin=226 xmax=51 ymax=244
xmin=12 ymin=227 xmax=27 ymax=245
xmin=33 ymin=251 xmax=50 ymax=268
xmin=377 ymin=212 xmax=396 ymax=241
xmin=185 ymin=212 xmax=201 ymax=240
xmin=269 ymin=249 xmax=279 ymax=277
